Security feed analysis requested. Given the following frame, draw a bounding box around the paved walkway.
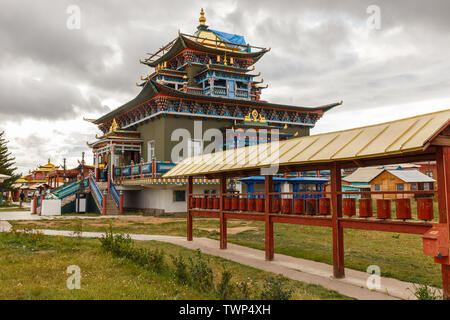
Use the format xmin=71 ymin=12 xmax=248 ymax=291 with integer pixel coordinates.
xmin=0 ymin=220 xmax=431 ymax=300
xmin=0 ymin=211 xmax=142 ymax=221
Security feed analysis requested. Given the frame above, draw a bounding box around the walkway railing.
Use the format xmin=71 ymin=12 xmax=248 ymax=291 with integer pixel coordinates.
xmin=109 ymin=178 xmax=119 ymax=207
xmin=89 ymin=173 xmax=103 ymax=208
xmin=53 ymin=178 xmax=88 ymax=200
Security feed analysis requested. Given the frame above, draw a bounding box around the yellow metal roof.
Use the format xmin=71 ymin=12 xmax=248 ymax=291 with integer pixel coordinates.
xmin=164 ymin=109 xmax=450 ymax=177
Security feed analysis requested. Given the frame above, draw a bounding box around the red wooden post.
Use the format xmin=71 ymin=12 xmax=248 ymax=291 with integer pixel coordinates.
xmin=152 ymin=158 xmax=156 ymax=178
xmin=102 ymin=191 xmax=107 ymax=216
xmin=187 ymin=176 xmax=193 ymax=241
xmin=265 ymin=175 xmax=274 ymax=260
xmin=219 ymin=176 xmax=227 ymax=249
xmin=32 ymin=196 xmax=37 ymax=214
xmin=436 ymin=146 xmax=450 ymax=299
xmin=331 ymin=163 xmax=345 ymax=278
xmin=119 ymin=190 xmax=124 ymax=215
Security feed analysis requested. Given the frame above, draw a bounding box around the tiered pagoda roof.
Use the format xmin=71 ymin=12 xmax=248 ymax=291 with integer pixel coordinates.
xmin=89 ymin=9 xmax=342 ymax=134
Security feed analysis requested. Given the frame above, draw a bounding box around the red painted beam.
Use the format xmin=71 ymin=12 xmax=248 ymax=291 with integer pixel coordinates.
xmin=265 ymin=175 xmax=274 ymax=261
xmin=340 ymin=218 xmax=434 ymax=235
xmin=219 ymin=177 xmax=227 ymax=249
xmin=436 ymin=146 xmax=450 ymax=299
xmin=225 ymin=212 xmax=265 ymax=221
xmin=190 ymin=210 xmax=220 ymax=218
xmin=271 ymin=214 xmax=332 ymax=227
xmin=187 ymin=176 xmax=193 ymax=241
xmin=331 ymin=163 xmax=345 ymax=279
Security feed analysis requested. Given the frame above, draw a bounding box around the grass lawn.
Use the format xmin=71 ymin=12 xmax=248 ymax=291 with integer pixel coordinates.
xmin=0 ymin=231 xmax=348 ymax=300
xmin=9 ymin=216 xmax=442 ymax=288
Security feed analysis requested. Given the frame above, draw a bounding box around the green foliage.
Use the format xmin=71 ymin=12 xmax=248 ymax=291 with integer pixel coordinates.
xmin=235 ymin=278 xmax=257 ymax=300
xmin=260 ymin=275 xmax=294 ymax=300
xmin=171 ymin=254 xmax=190 ymax=285
xmin=412 ymin=284 xmax=442 ymax=300
xmin=187 ymin=249 xmax=215 ymax=292
xmin=0 ymin=131 xmax=19 ymax=191
xmin=216 ymin=266 xmax=235 ymax=300
xmin=100 ymin=224 xmax=165 ymax=273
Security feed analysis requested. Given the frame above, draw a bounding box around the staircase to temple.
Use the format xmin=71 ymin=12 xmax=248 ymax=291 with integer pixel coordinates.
xmin=91 ymin=181 xmax=120 ymax=215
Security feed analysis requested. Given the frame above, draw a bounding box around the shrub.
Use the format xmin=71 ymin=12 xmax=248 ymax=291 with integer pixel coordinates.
xmin=260 ymin=275 xmax=293 ymax=300
xmin=412 ymin=284 xmax=442 ymax=300
xmin=235 ymin=278 xmax=256 ymax=300
xmin=188 ymin=250 xmax=214 ymax=292
xmin=171 ymin=254 xmax=190 ymax=285
xmin=216 ymin=266 xmax=234 ymax=300
xmin=100 ymin=224 xmax=165 ymax=273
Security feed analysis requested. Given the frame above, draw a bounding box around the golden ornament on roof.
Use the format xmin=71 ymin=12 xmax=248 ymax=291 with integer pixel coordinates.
xmin=109 ymin=119 xmax=119 ymax=133
xmin=199 ymin=8 xmax=206 ymax=25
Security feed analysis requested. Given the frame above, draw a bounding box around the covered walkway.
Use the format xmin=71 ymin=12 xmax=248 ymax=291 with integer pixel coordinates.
xmin=164 ymin=109 xmax=450 ymax=298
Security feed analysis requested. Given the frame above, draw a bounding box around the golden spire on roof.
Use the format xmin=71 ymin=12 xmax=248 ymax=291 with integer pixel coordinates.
xmin=199 ymin=8 xmax=206 ymax=26
xmin=109 ymin=119 xmax=119 ymax=133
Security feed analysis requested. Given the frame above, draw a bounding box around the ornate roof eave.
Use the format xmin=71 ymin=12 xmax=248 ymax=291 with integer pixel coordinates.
xmin=145 ymin=34 xmax=268 ymax=68
xmin=92 ymin=79 xmax=343 ymax=125
xmin=87 ymin=136 xmax=144 ymax=148
xmin=93 ymin=80 xmax=159 ymax=124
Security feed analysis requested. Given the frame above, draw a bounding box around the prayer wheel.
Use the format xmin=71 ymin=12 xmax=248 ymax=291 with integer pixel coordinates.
xmin=271 ymin=198 xmax=281 ymax=213
xmin=207 ymin=197 xmax=214 ymax=210
xmin=358 ymin=198 xmax=373 ymax=217
xmin=213 ymin=197 xmax=219 ymax=209
xmin=195 ymin=197 xmax=202 ymax=209
xmin=239 ymin=197 xmax=248 ymax=211
xmin=248 ymin=198 xmax=256 ymax=212
xmin=318 ymin=198 xmax=331 ymax=215
xmin=343 ymin=198 xmax=356 ymax=217
xmin=305 ymin=198 xmax=317 ymax=215
xmin=190 ymin=197 xmax=196 ymax=209
xmin=417 ymin=198 xmax=434 ymax=221
xmin=201 ymin=197 xmax=207 ymax=209
xmin=224 ymin=197 xmax=231 ymax=210
xmin=395 ymin=198 xmax=412 ymax=220
xmin=376 ymin=199 xmax=391 ymax=219
xmin=231 ymin=196 xmax=239 ymax=210
xmin=293 ymin=198 xmax=305 ymax=214
xmin=282 ymin=198 xmax=293 ymax=214
xmin=255 ymin=198 xmax=265 ymax=212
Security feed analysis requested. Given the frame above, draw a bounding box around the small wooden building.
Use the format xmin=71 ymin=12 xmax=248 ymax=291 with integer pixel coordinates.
xmin=370 ymin=169 xmax=435 ymax=199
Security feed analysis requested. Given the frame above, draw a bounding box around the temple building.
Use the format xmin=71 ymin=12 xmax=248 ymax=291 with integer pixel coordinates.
xmin=16 ymin=159 xmax=61 ymax=197
xmin=86 ymin=10 xmax=341 ymax=215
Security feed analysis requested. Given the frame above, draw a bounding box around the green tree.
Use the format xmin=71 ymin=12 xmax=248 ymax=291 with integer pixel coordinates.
xmin=0 ymin=131 xmax=19 ymax=191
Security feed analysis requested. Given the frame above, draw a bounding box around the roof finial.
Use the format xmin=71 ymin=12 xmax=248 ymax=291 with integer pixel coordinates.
xmin=199 ymin=8 xmax=206 ymax=26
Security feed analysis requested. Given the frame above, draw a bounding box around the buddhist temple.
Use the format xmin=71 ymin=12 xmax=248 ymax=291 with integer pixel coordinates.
xmin=85 ymin=9 xmax=341 ymax=215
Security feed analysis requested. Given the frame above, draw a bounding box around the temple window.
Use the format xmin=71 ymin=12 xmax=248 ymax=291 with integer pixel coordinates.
xmin=173 ymin=190 xmax=186 ymax=202
xmin=147 ymin=141 xmax=155 ymax=160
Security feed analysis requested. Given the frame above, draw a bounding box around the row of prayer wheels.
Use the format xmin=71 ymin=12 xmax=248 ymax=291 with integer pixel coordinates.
xmin=190 ymin=197 xmax=330 ymax=215
xmin=190 ymin=196 xmax=434 ymax=221
xmin=341 ymin=197 xmax=434 ymax=221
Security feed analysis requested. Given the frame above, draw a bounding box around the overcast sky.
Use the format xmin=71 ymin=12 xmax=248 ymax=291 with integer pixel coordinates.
xmin=1 ymin=0 xmax=449 ymax=174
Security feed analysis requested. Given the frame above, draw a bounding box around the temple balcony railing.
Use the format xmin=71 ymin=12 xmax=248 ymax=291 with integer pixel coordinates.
xmin=236 ymin=89 xmax=249 ymax=99
xmin=184 ymin=87 xmax=203 ymax=95
xmin=114 ymin=160 xmax=177 ymax=181
xmin=213 ymin=86 xmax=227 ymax=96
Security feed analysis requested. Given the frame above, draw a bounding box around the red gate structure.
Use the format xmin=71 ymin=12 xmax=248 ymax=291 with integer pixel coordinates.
xmin=164 ymin=110 xmax=450 ymax=298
